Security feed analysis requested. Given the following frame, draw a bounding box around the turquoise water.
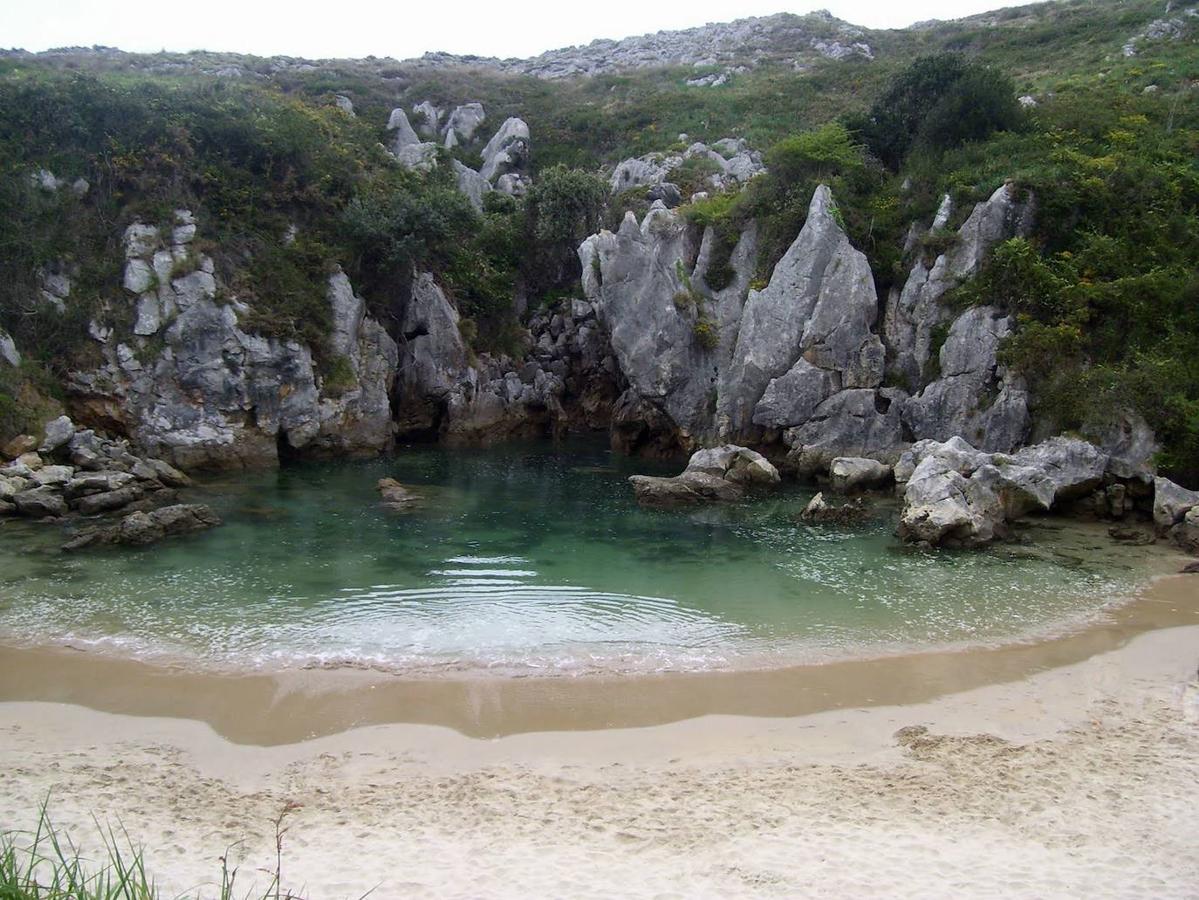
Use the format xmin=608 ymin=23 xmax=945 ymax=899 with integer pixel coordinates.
xmin=0 ymin=439 xmax=1156 ymax=676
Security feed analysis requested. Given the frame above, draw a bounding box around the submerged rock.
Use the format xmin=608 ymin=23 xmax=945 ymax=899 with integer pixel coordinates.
xmin=377 ymin=477 xmax=419 ymax=510
xmin=629 ymin=444 xmax=779 ymax=507
xmin=62 ymin=503 xmax=221 ymax=551
xmin=799 ymin=491 xmax=872 ymax=525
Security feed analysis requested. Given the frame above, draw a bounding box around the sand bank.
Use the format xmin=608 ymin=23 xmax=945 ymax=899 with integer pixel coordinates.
xmin=0 ymin=575 xmax=1197 ymax=897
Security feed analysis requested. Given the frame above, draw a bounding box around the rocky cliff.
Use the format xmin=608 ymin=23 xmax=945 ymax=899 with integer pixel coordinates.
xmin=577 ymin=180 xmax=1038 ymax=469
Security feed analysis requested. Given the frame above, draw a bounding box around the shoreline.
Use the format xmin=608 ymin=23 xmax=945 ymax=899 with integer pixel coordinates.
xmin=1 ymin=567 xmax=1195 ymax=742
xmin=2 ymin=611 xmax=1197 ymax=897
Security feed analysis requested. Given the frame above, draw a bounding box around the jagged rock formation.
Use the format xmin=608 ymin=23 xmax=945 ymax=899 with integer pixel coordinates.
xmin=896 ymin=435 xmax=1112 ymax=547
xmin=610 ymin=139 xmax=765 ymax=198
xmin=578 ymin=197 xmax=759 ymax=453
xmin=386 ymin=105 xmax=531 ymax=208
xmin=580 ymin=180 xmax=1039 ymax=467
xmin=394 ymin=274 xmax=621 ymax=445
xmin=68 ymin=213 xmax=398 ymax=469
xmin=1 ymin=415 xmax=191 ymax=523
xmin=479 ymin=117 xmax=532 ymax=193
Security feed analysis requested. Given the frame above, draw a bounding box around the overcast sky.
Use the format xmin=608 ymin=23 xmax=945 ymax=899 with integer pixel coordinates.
xmin=3 ymin=0 xmax=1023 ymax=59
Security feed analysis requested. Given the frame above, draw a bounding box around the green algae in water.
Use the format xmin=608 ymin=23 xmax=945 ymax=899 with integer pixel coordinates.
xmin=0 ymin=439 xmax=1158 ymax=675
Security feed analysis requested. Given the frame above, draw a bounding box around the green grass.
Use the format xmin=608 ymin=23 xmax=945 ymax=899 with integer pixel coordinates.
xmin=0 ymin=802 xmax=327 ymax=900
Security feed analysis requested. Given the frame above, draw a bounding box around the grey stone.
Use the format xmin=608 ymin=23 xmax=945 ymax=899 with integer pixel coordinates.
xmin=38 ymin=416 xmax=75 ymax=454
xmin=1153 ymin=476 xmax=1199 ymax=528
xmin=829 ymin=457 xmax=892 ymax=493
xmin=63 ymin=504 xmax=220 ymax=550
xmin=480 ymin=118 xmax=531 ymax=183
xmin=0 ymin=330 xmax=19 ymax=367
xmin=13 ymin=486 xmax=67 ymax=518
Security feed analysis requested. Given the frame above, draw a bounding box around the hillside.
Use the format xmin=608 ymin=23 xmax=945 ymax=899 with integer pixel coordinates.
xmin=1 ymin=0 xmax=1197 ymax=485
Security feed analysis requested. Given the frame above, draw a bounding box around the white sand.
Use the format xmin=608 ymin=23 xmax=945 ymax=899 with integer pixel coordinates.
xmin=2 ymin=619 xmax=1198 ymax=898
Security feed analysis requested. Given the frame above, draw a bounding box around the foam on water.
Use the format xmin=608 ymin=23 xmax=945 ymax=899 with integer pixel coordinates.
xmin=0 ymin=439 xmax=1161 ymax=677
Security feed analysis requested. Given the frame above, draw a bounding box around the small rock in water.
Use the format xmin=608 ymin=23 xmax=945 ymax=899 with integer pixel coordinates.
xmin=1181 ymin=560 xmax=1199 ymax=575
xmin=799 ymin=491 xmax=872 ymax=526
xmin=378 ymin=477 xmax=420 ymax=510
xmin=62 ymin=503 xmax=220 ymax=551
xmin=1108 ymin=526 xmax=1155 ymax=546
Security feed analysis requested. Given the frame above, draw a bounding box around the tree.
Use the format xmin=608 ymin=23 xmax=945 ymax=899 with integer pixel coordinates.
xmin=853 ymin=54 xmax=1021 ymax=169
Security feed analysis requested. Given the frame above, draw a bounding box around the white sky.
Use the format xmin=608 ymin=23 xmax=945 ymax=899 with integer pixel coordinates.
xmin=1 ymin=0 xmax=1023 ymax=59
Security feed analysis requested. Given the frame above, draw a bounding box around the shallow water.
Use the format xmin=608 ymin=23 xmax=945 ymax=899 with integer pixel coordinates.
xmin=0 ymin=439 xmax=1163 ymax=676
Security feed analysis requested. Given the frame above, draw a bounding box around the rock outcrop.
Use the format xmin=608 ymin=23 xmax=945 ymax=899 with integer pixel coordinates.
xmin=417 ymin=12 xmax=872 ymax=79
xmin=582 ymin=183 xmax=894 ymax=459
xmin=610 ymin=139 xmax=765 ymax=198
xmin=895 ymin=435 xmax=1114 ymax=547
xmin=629 ymin=444 xmax=779 ymax=506
xmin=68 ymin=215 xmax=398 ymax=470
xmin=1 ymin=416 xmax=190 ymax=522
xmin=393 ymin=274 xmax=620 ymax=444
xmin=62 ymin=504 xmax=220 ymax=551
xmin=479 ymin=117 xmax=531 ymax=192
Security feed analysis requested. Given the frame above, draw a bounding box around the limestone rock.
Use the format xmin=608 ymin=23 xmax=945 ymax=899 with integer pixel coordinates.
xmin=38 ymin=416 xmax=75 ymax=454
xmin=62 ymin=504 xmax=221 ymax=551
xmin=387 ymin=107 xmax=421 ymax=150
xmin=896 ymin=435 xmax=1112 ymax=548
xmin=480 ymin=118 xmax=531 ymax=183
xmin=902 ymin=306 xmax=1030 ymax=453
xmin=442 ymin=102 xmax=486 ymax=147
xmin=453 ymin=160 xmax=492 ymax=212
xmin=0 ymin=329 xmax=19 ymax=367
xmin=721 ymin=185 xmax=883 ymax=438
xmin=799 ymin=491 xmax=872 ymax=525
xmin=884 ymin=183 xmax=1034 ymax=388
xmin=1153 ymin=476 xmax=1199 ymax=528
xmin=629 ymin=444 xmax=779 ymax=507
xmin=783 ymin=389 xmax=907 ymax=477
xmin=829 ymin=457 xmax=892 ymax=493
xmin=13 ymin=486 xmax=67 ymax=518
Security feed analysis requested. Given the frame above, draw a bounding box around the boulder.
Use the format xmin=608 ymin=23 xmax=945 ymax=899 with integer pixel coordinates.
xmin=31 ymin=465 xmax=74 ymax=487
xmin=629 ymin=445 xmax=779 ymax=507
xmin=377 ymin=477 xmax=419 ymax=510
xmin=829 ymin=457 xmax=892 ymax=493
xmin=0 ymin=329 xmax=20 ymax=367
xmin=38 ymin=415 xmax=76 ymax=454
xmin=2 ymin=435 xmax=37 ymax=459
xmin=480 ymin=117 xmax=531 ymax=183
xmin=62 ymin=504 xmax=221 ymax=551
xmin=1153 ymin=476 xmax=1199 ymax=528
xmin=799 ymin=491 xmax=872 ymax=525
xmin=13 ymin=486 xmax=67 ymax=518
xmin=895 ymin=435 xmax=1113 ymax=548
xmin=76 ymin=483 xmax=145 ymax=515
xmin=897 ymin=455 xmax=1006 ymax=547
xmin=1171 ymin=507 xmax=1199 ymax=554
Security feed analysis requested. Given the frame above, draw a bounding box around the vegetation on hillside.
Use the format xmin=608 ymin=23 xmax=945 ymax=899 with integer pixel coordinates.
xmin=0 ymin=0 xmax=1196 ymax=476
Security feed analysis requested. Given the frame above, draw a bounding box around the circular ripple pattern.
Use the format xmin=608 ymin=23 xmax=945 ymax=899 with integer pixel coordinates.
xmin=0 ymin=439 xmax=1157 ymax=676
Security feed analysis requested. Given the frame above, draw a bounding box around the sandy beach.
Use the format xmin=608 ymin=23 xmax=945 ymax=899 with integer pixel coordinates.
xmin=1 ymin=573 xmax=1197 ymax=897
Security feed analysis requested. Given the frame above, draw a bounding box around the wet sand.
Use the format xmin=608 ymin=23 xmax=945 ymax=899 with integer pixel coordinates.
xmin=0 ymin=570 xmax=1196 ymax=742
xmin=1 ymin=572 xmax=1197 ymax=896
